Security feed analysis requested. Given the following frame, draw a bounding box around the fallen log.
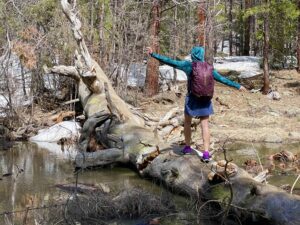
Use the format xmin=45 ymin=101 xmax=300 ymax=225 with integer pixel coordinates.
xmin=43 ymin=1 xmax=300 ymax=224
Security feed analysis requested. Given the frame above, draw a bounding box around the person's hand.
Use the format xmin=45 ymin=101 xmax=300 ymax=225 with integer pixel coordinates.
xmin=146 ymin=47 xmax=153 ymax=55
xmin=239 ymin=86 xmax=247 ymax=92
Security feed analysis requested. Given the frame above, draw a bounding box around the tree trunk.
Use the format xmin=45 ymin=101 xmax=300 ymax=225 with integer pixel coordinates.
xmin=198 ymin=1 xmax=214 ymax=64
xmin=184 ymin=5 xmax=192 ymax=51
xmin=98 ymin=1 xmax=105 ymax=67
xmin=0 ymin=26 xmax=12 ymax=123
xmin=2 ymin=45 xmax=13 ymax=114
xmin=250 ymin=8 xmax=256 ymax=56
xmin=20 ymin=61 xmax=27 ymax=97
xmin=253 ymin=14 xmax=259 ymax=56
xmin=262 ymin=1 xmax=270 ymax=94
xmin=228 ymin=0 xmax=233 ymax=56
xmin=172 ymin=5 xmax=179 ymax=86
xmin=198 ymin=1 xmax=206 ymax=47
xmin=239 ymin=0 xmax=244 ymax=56
xmin=297 ymin=0 xmax=300 ymax=72
xmin=243 ymin=0 xmax=251 ymax=56
xmin=89 ymin=0 xmax=94 ymax=47
xmin=45 ymin=2 xmax=300 ymax=224
xmin=204 ymin=1 xmax=214 ymax=65
xmin=173 ymin=5 xmax=179 ymax=58
xmin=144 ymin=0 xmax=161 ymax=97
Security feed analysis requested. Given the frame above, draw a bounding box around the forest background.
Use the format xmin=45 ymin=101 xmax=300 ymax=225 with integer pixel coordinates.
xmin=0 ymin=0 xmax=300 ymax=131
xmin=0 ymin=1 xmax=300 ymax=224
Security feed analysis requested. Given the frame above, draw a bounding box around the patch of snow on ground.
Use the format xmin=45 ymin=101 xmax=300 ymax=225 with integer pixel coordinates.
xmin=125 ymin=55 xmax=261 ymax=87
xmin=0 ymin=53 xmax=32 ymax=116
xmin=123 ymin=63 xmax=187 ymax=87
xmin=214 ymin=56 xmax=262 ymax=78
xmin=126 ymin=63 xmax=147 ymax=87
xmin=217 ymin=40 xmax=230 ymax=56
xmin=30 ymin=121 xmax=81 ymax=142
xmin=159 ymin=65 xmax=187 ymax=81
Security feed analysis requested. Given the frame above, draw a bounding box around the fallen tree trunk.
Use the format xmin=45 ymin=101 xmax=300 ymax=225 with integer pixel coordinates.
xmin=45 ymin=1 xmax=300 ymax=224
xmin=143 ymin=153 xmax=300 ymax=224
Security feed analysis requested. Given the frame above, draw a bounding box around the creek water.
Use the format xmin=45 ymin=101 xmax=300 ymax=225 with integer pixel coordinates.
xmin=0 ymin=142 xmax=193 ymax=225
xmin=221 ymin=142 xmax=300 ymax=188
xmin=0 ymin=141 xmax=299 ymax=225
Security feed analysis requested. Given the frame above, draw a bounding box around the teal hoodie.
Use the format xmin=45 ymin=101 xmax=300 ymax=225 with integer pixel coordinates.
xmin=150 ymin=46 xmax=241 ymax=89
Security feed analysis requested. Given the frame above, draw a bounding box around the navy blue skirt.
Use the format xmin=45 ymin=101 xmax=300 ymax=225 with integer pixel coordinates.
xmin=184 ymin=94 xmax=214 ymax=117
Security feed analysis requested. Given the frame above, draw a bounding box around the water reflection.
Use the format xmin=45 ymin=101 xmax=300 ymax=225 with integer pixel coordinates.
xmin=0 ymin=142 xmax=74 ymax=214
xmin=0 ymin=142 xmax=186 ymax=225
xmin=218 ymin=142 xmax=300 ymax=189
xmin=0 ymin=141 xmax=299 ymax=224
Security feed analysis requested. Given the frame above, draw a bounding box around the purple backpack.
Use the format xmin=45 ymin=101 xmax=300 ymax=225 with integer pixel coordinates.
xmin=191 ymin=62 xmax=214 ymax=98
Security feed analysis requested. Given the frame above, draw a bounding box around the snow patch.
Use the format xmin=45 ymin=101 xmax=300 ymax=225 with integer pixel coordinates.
xmin=0 ymin=53 xmax=32 ymax=115
xmin=126 ymin=63 xmax=147 ymax=87
xmin=124 ymin=55 xmax=262 ymax=87
xmin=117 ymin=63 xmax=187 ymax=87
xmin=30 ymin=121 xmax=81 ymax=142
xmin=214 ymin=56 xmax=262 ymax=78
xmin=159 ymin=65 xmax=187 ymax=81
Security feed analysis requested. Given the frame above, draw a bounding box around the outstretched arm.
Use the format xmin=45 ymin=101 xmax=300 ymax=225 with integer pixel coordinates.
xmin=146 ymin=47 xmax=189 ymax=72
xmin=213 ymin=70 xmax=246 ymax=91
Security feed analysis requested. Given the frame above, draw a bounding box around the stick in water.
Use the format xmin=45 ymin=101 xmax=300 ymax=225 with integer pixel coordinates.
xmin=290 ymin=174 xmax=300 ymax=195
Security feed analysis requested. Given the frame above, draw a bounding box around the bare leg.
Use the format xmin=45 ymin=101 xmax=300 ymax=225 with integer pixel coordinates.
xmin=200 ymin=116 xmax=210 ymax=151
xmin=184 ymin=113 xmax=192 ymax=146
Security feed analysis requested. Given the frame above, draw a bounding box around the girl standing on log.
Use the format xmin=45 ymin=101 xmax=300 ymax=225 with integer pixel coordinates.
xmin=146 ymin=46 xmax=246 ymax=161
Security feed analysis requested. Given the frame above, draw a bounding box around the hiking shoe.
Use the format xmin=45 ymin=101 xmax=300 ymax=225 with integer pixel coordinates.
xmin=202 ymin=151 xmax=211 ymax=162
xmin=182 ymin=145 xmax=192 ymax=154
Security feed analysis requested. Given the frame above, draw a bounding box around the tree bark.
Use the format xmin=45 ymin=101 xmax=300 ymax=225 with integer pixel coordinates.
xmin=98 ymin=1 xmax=105 ymax=67
xmin=297 ymin=0 xmax=300 ymax=72
xmin=144 ymin=0 xmax=161 ymax=97
xmin=239 ymin=0 xmax=244 ymax=56
xmin=228 ymin=0 xmax=233 ymax=56
xmin=204 ymin=1 xmax=214 ymax=65
xmin=243 ymin=0 xmax=251 ymax=56
xmin=198 ymin=1 xmax=206 ymax=47
xmin=184 ymin=4 xmax=192 ymax=51
xmin=198 ymin=1 xmax=214 ymax=64
xmin=20 ymin=62 xmax=27 ymax=97
xmin=262 ymin=1 xmax=270 ymax=95
xmin=45 ymin=2 xmax=300 ymax=224
xmin=89 ymin=0 xmax=94 ymax=46
xmin=1 ymin=32 xmax=13 ymax=115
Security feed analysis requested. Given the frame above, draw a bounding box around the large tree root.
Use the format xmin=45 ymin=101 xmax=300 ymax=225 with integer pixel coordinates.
xmin=75 ymin=148 xmax=128 ymax=168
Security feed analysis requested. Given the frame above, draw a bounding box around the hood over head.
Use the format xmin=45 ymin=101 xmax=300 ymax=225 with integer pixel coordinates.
xmin=191 ymin=46 xmax=205 ymax=62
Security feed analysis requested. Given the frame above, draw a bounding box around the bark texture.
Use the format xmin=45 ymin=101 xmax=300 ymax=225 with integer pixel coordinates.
xmin=198 ymin=1 xmax=206 ymax=47
xmin=297 ymin=0 xmax=300 ymax=72
xmin=144 ymin=0 xmax=161 ymax=97
xmin=243 ymin=0 xmax=252 ymax=56
xmin=262 ymin=4 xmax=270 ymax=95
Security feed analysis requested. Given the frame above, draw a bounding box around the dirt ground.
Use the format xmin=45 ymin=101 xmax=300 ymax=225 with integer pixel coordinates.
xmin=138 ymin=69 xmax=300 ymax=146
xmin=17 ymin=69 xmax=299 ymax=148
